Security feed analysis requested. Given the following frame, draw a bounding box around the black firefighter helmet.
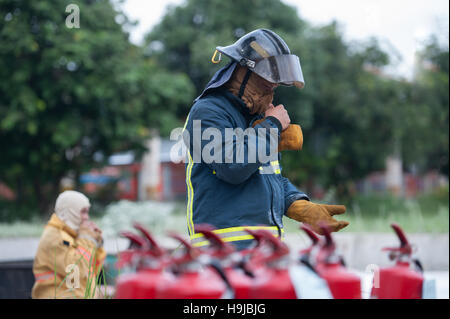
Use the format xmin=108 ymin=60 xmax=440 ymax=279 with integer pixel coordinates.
xmin=213 ymin=28 xmax=305 ymax=89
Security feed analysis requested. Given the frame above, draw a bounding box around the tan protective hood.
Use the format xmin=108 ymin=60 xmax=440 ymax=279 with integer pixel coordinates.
xmin=54 ymin=190 xmax=90 ymax=232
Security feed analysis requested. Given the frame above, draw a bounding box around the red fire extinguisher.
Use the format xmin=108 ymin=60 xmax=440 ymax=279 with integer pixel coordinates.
xmin=115 ymin=230 xmax=149 ymax=299
xmin=115 ymin=223 xmax=172 ymax=299
xmin=156 ymin=232 xmax=230 ymax=299
xmin=115 ymin=223 xmax=171 ymax=299
xmin=371 ymin=223 xmax=424 ymax=299
xmin=132 ymin=222 xmax=166 ymax=258
xmin=298 ymin=224 xmax=320 ymax=269
xmin=312 ymin=224 xmax=362 ymax=299
xmin=115 ymin=230 xmax=148 ymax=272
xmin=194 ymin=225 xmax=254 ymax=299
xmin=245 ymin=229 xmax=297 ymax=299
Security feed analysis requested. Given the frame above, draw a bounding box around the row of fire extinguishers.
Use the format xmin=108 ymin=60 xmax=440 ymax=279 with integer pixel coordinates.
xmin=114 ymin=222 xmax=428 ymax=299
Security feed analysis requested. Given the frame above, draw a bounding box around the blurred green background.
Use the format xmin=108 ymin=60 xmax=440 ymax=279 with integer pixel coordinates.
xmin=0 ymin=0 xmax=448 ymax=235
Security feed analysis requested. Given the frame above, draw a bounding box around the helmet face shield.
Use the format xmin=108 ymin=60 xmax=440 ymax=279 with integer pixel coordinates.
xmin=252 ymin=54 xmax=305 ymax=89
xmin=215 ymin=29 xmax=305 ymax=89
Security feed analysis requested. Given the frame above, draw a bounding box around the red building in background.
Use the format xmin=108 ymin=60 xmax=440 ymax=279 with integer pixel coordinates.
xmin=79 ymin=138 xmax=187 ymax=202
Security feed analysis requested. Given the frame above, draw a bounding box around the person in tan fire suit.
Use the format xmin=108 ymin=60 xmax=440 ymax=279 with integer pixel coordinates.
xmin=31 ymin=190 xmax=106 ymax=299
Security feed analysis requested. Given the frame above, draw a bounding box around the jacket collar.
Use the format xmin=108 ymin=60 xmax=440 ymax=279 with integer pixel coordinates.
xmin=47 ymin=213 xmax=77 ymax=238
xmin=194 ymin=61 xmax=238 ymax=102
xmin=195 ymin=60 xmax=257 ymax=125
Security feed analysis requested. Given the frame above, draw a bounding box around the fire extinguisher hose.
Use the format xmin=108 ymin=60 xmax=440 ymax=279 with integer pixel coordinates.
xmin=208 ymin=259 xmax=235 ymax=299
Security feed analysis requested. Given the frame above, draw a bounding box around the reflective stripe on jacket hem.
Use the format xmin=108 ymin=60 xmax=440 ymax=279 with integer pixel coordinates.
xmin=190 ymin=225 xmax=284 ymax=247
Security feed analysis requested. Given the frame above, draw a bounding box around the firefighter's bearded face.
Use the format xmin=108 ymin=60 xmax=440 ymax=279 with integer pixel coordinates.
xmin=226 ymin=65 xmax=278 ymax=115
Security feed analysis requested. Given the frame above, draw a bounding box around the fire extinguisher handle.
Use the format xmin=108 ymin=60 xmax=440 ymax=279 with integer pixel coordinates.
xmin=300 ymin=224 xmax=320 ymax=245
xmin=133 ymin=222 xmax=164 ymax=256
xmin=382 ymin=247 xmax=403 ymax=252
xmin=119 ymin=231 xmax=149 ymax=250
xmin=167 ymin=232 xmax=198 ymax=264
xmin=244 ymin=228 xmax=265 ymax=245
xmin=245 ymin=229 xmax=289 ymax=260
xmin=413 ymin=258 xmax=424 ymax=273
xmin=208 ymin=259 xmax=235 ymax=299
xmin=391 ymin=223 xmax=410 ymax=247
xmin=194 ymin=224 xmax=234 ymax=254
xmin=382 ymin=223 xmax=413 ymax=255
xmin=318 ymin=222 xmax=335 ymax=248
xmin=299 ymin=254 xmax=318 ymax=274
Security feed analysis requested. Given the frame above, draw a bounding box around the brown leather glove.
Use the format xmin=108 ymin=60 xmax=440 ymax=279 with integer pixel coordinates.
xmin=252 ymin=119 xmax=303 ymax=152
xmin=286 ymin=200 xmax=349 ymax=235
xmin=279 ymin=124 xmax=303 ymax=151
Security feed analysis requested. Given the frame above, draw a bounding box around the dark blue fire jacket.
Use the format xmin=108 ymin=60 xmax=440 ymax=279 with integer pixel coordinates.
xmin=183 ymin=63 xmax=309 ymax=250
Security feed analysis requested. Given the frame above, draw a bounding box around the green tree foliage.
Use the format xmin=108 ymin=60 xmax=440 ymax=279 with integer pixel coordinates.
xmin=408 ymin=37 xmax=449 ymax=175
xmin=277 ymin=27 xmax=398 ymax=198
xmin=0 ymin=0 xmax=447 ymax=221
xmin=0 ymin=0 xmax=195 ymax=215
xmin=146 ymin=0 xmax=446 ymax=199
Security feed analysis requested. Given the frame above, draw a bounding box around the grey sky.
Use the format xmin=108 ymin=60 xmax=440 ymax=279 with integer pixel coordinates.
xmin=119 ymin=0 xmax=449 ymax=79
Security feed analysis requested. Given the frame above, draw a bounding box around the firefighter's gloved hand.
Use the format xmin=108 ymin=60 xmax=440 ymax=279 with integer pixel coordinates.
xmin=79 ymin=221 xmax=104 ymax=248
xmin=279 ymin=124 xmax=303 ymax=151
xmin=286 ymin=200 xmax=349 ymax=235
xmin=252 ymin=119 xmax=303 ymax=152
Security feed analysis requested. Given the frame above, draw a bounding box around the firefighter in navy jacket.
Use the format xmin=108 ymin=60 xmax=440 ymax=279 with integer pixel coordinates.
xmin=183 ymin=29 xmax=349 ymax=250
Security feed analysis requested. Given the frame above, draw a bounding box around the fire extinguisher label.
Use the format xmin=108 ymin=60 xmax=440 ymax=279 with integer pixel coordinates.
xmin=422 ymin=278 xmax=437 ymax=299
xmin=289 ymin=265 xmax=333 ymax=299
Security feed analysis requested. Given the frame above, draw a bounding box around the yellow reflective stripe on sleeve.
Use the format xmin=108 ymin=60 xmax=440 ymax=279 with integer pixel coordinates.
xmin=258 ymin=161 xmax=281 ymax=174
xmin=271 ymin=160 xmax=281 ymax=174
